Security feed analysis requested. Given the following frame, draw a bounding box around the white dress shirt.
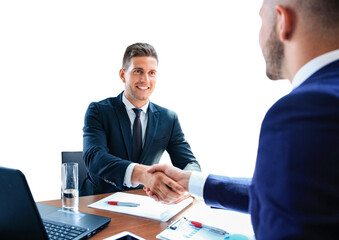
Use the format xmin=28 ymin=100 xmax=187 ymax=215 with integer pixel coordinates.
xmin=189 ymin=49 xmax=339 ymax=200
xmin=292 ymin=49 xmax=339 ymax=89
xmin=122 ymin=94 xmax=149 ymax=188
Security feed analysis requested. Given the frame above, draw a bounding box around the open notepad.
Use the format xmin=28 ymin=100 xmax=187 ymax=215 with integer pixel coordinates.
xmin=88 ymin=192 xmax=193 ymax=222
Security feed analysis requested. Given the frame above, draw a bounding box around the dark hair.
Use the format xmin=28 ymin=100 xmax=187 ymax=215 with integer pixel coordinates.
xmin=298 ymin=0 xmax=339 ymax=30
xmin=295 ymin=0 xmax=339 ymax=33
xmin=122 ymin=43 xmax=158 ymax=69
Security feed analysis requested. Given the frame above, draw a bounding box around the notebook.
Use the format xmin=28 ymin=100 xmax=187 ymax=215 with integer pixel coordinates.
xmin=0 ymin=166 xmax=111 ymax=240
xmin=89 ymin=192 xmax=193 ymax=222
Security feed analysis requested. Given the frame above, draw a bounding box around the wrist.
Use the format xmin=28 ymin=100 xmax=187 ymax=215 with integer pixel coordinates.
xmin=188 ymin=171 xmax=207 ymax=199
xmin=183 ymin=171 xmax=192 ymax=192
xmin=131 ymin=164 xmax=150 ymax=185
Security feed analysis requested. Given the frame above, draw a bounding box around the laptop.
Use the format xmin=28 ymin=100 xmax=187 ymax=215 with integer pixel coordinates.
xmin=0 ymin=166 xmax=111 ymax=240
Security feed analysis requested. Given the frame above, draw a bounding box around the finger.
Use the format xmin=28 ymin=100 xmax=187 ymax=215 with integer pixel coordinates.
xmin=147 ymin=164 xmax=168 ymax=173
xmin=145 ymin=190 xmax=151 ymax=197
xmin=158 ymin=184 xmax=182 ymax=204
xmin=165 ymin=179 xmax=185 ymax=194
xmin=174 ymin=193 xmax=191 ymax=204
xmin=158 ymin=171 xmax=184 ymax=194
xmin=148 ymin=172 xmax=182 ymax=203
xmin=144 ymin=185 xmax=162 ymax=202
xmin=149 ymin=183 xmax=175 ymax=203
xmin=162 ymin=190 xmax=181 ymax=204
xmin=144 ymin=188 xmax=152 ymax=196
xmin=152 ymin=194 xmax=159 ymax=201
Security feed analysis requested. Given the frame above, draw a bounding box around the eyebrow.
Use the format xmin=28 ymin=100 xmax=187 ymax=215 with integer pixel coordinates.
xmin=133 ymin=67 xmax=157 ymax=72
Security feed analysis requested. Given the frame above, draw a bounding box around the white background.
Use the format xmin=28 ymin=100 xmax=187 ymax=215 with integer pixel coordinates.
xmin=0 ymin=0 xmax=290 ymax=201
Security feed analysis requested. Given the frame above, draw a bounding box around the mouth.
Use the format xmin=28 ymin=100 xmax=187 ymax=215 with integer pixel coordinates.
xmin=136 ymin=86 xmax=150 ymax=90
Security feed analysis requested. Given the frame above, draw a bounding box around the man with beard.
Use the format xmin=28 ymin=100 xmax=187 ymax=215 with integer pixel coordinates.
xmin=145 ymin=0 xmax=339 ymax=239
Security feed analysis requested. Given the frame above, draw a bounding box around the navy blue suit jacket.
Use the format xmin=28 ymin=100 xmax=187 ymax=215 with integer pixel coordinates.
xmin=203 ymin=60 xmax=339 ymax=239
xmin=81 ymin=92 xmax=200 ymax=196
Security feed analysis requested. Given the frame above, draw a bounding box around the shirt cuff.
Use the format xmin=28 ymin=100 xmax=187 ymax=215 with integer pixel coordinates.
xmin=188 ymin=171 xmax=208 ymax=200
xmin=123 ymin=163 xmax=139 ymax=188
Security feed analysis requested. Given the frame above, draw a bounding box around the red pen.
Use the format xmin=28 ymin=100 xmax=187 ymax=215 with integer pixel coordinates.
xmin=190 ymin=221 xmax=228 ymax=235
xmin=107 ymin=201 xmax=140 ymax=207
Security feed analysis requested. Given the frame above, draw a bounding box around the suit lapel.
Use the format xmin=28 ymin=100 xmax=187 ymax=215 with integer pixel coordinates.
xmin=139 ymin=102 xmax=159 ymax=163
xmin=113 ymin=93 xmax=133 ymax=161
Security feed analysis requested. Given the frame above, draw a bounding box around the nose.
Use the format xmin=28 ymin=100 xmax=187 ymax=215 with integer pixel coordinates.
xmin=141 ymin=73 xmax=150 ymax=84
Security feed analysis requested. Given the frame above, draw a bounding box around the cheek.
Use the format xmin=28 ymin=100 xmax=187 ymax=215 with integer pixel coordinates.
xmin=126 ymin=75 xmax=137 ymax=85
xmin=259 ymin=22 xmax=270 ymax=52
xmin=150 ymin=78 xmax=156 ymax=86
xmin=259 ymin=24 xmax=265 ymax=50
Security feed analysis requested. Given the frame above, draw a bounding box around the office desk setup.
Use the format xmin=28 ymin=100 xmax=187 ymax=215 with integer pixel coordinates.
xmin=1 ymin=166 xmax=252 ymax=239
xmin=39 ymin=189 xmax=194 ymax=240
xmin=39 ymin=189 xmax=254 ymax=240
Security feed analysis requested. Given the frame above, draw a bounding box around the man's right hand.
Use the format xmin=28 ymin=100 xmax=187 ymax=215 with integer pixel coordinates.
xmin=131 ymin=164 xmax=186 ymax=204
xmin=144 ymin=164 xmax=192 ymax=201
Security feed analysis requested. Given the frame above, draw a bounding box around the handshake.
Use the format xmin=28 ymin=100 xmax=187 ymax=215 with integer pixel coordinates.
xmin=138 ymin=164 xmax=193 ymax=204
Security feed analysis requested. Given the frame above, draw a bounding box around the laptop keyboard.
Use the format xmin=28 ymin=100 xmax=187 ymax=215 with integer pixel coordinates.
xmin=43 ymin=220 xmax=87 ymax=240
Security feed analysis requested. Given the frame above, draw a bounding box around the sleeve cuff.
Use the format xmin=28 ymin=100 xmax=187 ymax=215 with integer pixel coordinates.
xmin=188 ymin=171 xmax=208 ymax=200
xmin=123 ymin=163 xmax=139 ymax=188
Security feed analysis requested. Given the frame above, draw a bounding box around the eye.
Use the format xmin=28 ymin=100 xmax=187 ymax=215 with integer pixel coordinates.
xmin=149 ymin=71 xmax=156 ymax=75
xmin=134 ymin=69 xmax=142 ymax=74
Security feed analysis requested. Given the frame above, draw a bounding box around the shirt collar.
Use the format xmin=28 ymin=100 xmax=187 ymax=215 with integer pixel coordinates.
xmin=292 ymin=49 xmax=339 ymax=89
xmin=122 ymin=93 xmax=149 ymax=113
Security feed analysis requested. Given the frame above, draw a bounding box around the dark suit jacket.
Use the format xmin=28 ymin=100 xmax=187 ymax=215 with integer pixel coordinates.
xmin=203 ymin=60 xmax=339 ymax=239
xmin=81 ymin=92 xmax=200 ymax=196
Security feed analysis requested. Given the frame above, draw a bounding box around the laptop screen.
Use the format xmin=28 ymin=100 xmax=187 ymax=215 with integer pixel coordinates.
xmin=0 ymin=166 xmax=110 ymax=240
xmin=0 ymin=167 xmax=49 ymax=239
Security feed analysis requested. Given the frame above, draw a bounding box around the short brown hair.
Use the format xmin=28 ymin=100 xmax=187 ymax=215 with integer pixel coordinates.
xmin=122 ymin=43 xmax=158 ymax=69
xmin=296 ymin=0 xmax=339 ymax=32
xmin=272 ymin=0 xmax=339 ymax=35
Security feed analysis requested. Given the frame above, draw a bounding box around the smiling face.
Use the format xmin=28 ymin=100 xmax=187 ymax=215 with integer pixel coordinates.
xmin=120 ymin=56 xmax=157 ymax=108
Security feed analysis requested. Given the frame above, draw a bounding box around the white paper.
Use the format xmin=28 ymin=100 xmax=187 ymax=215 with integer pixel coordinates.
xmin=88 ymin=192 xmax=193 ymax=221
xmin=157 ymin=218 xmax=228 ymax=240
xmin=157 ymin=202 xmax=255 ymax=240
xmin=184 ymin=202 xmax=254 ymax=237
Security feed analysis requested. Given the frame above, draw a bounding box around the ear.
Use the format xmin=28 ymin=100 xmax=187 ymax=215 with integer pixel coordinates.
xmin=275 ymin=5 xmax=293 ymax=41
xmin=119 ymin=68 xmax=126 ymax=83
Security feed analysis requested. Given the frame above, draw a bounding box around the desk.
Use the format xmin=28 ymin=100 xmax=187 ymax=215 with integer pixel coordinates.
xmin=40 ymin=189 xmax=253 ymax=239
xmin=39 ymin=189 xmax=198 ymax=240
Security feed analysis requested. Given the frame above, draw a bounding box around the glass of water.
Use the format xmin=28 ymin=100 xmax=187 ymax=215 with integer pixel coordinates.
xmin=61 ymin=162 xmax=79 ymax=212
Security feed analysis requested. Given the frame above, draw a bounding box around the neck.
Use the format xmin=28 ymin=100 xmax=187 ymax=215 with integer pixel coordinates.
xmin=284 ymin=34 xmax=339 ymax=81
xmin=124 ymin=94 xmax=148 ymax=109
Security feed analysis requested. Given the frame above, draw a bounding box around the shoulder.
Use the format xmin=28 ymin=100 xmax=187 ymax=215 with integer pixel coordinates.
xmin=87 ymin=96 xmax=120 ymax=112
xmin=263 ymin=79 xmax=339 ymax=128
xmin=149 ymin=102 xmax=177 ymax=119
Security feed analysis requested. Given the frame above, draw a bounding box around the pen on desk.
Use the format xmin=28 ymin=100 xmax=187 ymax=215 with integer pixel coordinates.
xmin=190 ymin=221 xmax=228 ymax=235
xmin=107 ymin=201 xmax=140 ymax=207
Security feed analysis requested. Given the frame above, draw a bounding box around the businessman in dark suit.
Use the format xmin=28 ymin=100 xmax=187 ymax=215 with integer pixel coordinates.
xmin=81 ymin=43 xmax=200 ymax=199
xmin=147 ymin=0 xmax=339 ymax=239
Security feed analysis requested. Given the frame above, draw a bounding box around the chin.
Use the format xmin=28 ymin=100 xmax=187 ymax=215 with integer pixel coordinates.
xmin=266 ymin=64 xmax=285 ymax=80
xmin=134 ymin=93 xmax=151 ymax=101
xmin=266 ymin=71 xmax=280 ymax=80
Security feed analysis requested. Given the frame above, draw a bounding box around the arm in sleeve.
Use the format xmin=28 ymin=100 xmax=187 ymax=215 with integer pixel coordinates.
xmin=166 ymin=113 xmax=201 ymax=171
xmin=83 ymin=102 xmax=132 ymax=190
xmin=203 ymin=175 xmax=251 ymax=213
xmin=188 ymin=172 xmax=250 ymax=212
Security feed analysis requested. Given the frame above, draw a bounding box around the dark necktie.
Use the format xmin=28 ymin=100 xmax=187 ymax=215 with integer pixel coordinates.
xmin=132 ymin=108 xmax=142 ymax=162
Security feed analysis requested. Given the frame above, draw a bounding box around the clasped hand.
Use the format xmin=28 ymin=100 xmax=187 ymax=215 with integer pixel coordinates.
xmin=143 ymin=164 xmax=191 ymax=204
